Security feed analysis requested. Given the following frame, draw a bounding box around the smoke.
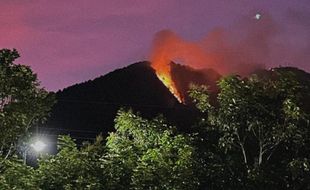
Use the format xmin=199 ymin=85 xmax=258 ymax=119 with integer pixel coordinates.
xmin=150 ymin=12 xmax=283 ymax=76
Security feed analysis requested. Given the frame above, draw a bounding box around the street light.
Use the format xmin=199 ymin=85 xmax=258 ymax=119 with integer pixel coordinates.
xmin=23 ymin=138 xmax=47 ymax=164
xmin=30 ymin=140 xmax=47 ymax=152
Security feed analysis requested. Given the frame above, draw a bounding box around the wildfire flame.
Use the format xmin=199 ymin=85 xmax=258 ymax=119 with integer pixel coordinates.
xmin=151 ymin=58 xmax=183 ymax=103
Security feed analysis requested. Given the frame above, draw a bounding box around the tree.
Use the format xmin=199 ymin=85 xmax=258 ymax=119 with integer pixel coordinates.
xmin=0 ymin=158 xmax=37 ymax=190
xmin=0 ymin=135 xmax=106 ymax=190
xmin=9 ymin=109 xmax=199 ymax=189
xmin=103 ymin=109 xmax=200 ymax=190
xmin=0 ymin=49 xmax=55 ymax=161
xmin=189 ymin=71 xmax=310 ymax=188
xmin=36 ymin=135 xmax=106 ymax=190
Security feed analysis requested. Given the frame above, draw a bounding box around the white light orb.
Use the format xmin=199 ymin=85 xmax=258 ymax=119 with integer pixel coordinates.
xmin=255 ymin=13 xmax=262 ymax=20
xmin=31 ymin=140 xmax=46 ymax=152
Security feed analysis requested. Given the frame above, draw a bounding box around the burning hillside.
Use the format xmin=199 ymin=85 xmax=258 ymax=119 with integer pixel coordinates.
xmin=148 ymin=13 xmax=286 ymax=99
xmin=151 ymin=58 xmax=183 ymax=103
xmin=150 ymin=60 xmax=221 ymax=104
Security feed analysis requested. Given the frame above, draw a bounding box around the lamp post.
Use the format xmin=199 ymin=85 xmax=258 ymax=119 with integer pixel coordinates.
xmin=23 ymin=139 xmax=47 ymax=164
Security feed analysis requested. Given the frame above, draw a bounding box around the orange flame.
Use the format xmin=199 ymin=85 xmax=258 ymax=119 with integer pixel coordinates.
xmin=151 ymin=57 xmax=183 ymax=103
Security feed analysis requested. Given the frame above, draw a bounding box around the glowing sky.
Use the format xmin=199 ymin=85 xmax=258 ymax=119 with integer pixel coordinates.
xmin=1 ymin=0 xmax=309 ymax=91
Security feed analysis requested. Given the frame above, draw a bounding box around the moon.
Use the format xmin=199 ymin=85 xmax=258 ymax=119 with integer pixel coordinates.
xmin=255 ymin=13 xmax=262 ymax=20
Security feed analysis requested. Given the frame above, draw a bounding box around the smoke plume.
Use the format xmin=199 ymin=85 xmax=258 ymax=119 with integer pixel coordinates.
xmin=150 ymin=12 xmax=282 ymax=76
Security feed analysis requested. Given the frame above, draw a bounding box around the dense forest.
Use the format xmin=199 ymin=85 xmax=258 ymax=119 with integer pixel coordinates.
xmin=1 ymin=49 xmax=310 ymax=189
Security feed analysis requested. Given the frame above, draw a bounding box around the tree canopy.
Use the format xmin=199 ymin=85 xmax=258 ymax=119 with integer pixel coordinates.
xmin=189 ymin=71 xmax=310 ymax=189
xmin=0 ymin=49 xmax=55 ymax=164
xmin=1 ymin=109 xmax=200 ymax=190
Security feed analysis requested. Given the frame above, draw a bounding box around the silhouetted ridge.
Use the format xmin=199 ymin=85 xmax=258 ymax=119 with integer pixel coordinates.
xmin=46 ymin=60 xmax=309 ymax=147
xmin=46 ymin=61 xmax=207 ymax=142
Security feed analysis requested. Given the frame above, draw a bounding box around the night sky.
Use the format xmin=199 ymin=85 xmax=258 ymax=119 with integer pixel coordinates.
xmin=1 ymin=0 xmax=309 ymax=91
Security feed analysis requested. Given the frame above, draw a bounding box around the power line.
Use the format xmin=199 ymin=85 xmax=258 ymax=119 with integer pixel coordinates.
xmin=41 ymin=134 xmax=96 ymax=140
xmin=57 ymin=98 xmax=180 ymax=109
xmin=30 ymin=98 xmax=186 ymax=142
xmin=35 ymin=127 xmax=101 ymax=134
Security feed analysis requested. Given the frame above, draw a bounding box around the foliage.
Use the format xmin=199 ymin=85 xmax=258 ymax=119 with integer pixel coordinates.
xmin=36 ymin=135 xmax=105 ymax=190
xmin=103 ymin=109 xmax=199 ymax=190
xmin=0 ymin=49 xmax=55 ymax=160
xmin=189 ymin=71 xmax=310 ymax=189
xmin=0 ymin=109 xmax=198 ymax=189
xmin=0 ymin=158 xmax=37 ymax=190
xmin=188 ymin=84 xmax=211 ymax=113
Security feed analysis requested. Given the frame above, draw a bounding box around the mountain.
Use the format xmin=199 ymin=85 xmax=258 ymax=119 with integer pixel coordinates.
xmin=44 ymin=61 xmax=310 ymax=146
xmin=44 ymin=61 xmax=221 ymax=143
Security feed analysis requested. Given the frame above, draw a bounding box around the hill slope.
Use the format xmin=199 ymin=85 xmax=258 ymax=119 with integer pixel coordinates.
xmin=45 ymin=61 xmax=221 ymax=141
xmin=44 ymin=62 xmax=309 ymax=144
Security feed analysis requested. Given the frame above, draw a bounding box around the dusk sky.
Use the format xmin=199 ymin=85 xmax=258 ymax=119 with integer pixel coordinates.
xmin=1 ymin=0 xmax=309 ymax=91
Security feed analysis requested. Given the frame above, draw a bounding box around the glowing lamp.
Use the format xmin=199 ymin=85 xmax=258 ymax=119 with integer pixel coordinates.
xmin=31 ymin=140 xmax=46 ymax=152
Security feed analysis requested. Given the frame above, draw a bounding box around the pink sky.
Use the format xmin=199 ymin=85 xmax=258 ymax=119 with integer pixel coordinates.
xmin=1 ymin=0 xmax=309 ymax=91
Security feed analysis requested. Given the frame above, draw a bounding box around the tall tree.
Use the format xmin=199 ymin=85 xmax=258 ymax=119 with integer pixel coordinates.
xmin=189 ymin=70 xmax=310 ymax=188
xmin=0 ymin=49 xmax=55 ymax=161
